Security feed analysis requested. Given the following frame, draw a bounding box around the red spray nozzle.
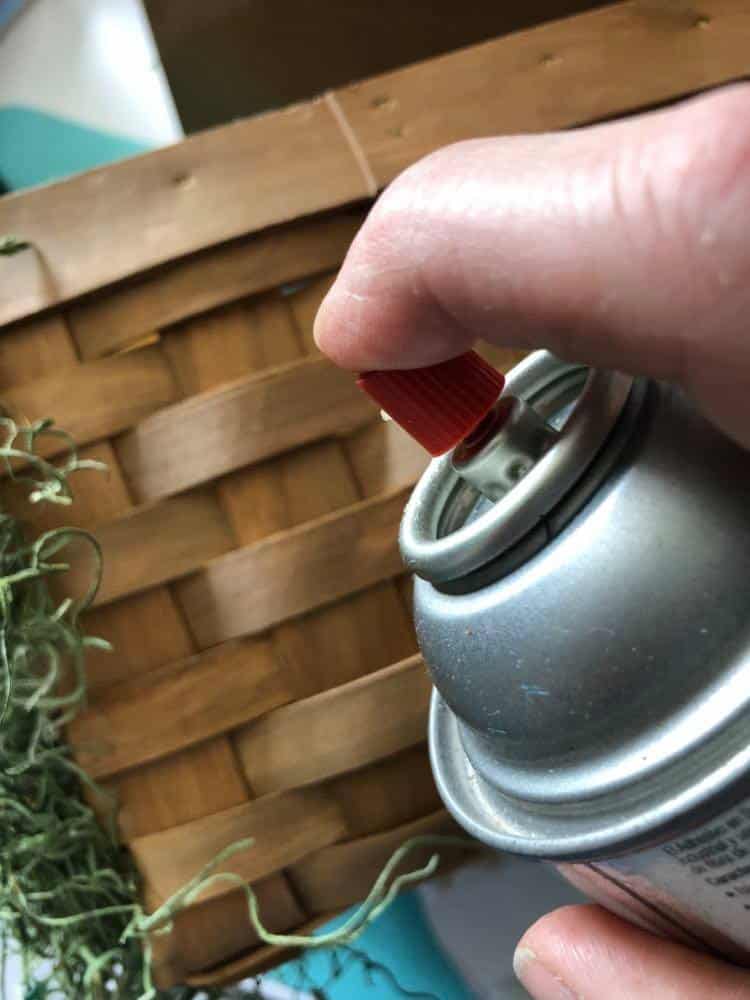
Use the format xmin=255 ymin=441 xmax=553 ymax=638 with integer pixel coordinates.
xmin=357 ymin=351 xmax=506 ymax=456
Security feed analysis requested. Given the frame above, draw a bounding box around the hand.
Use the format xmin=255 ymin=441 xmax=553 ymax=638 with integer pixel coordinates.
xmin=314 ymin=83 xmax=750 ymax=999
xmin=315 ymin=83 xmax=750 ymax=452
xmin=513 ymin=905 xmax=750 ymax=999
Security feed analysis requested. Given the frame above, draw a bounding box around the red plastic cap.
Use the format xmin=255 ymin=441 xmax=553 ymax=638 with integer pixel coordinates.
xmin=357 ymin=351 xmax=506 ymax=456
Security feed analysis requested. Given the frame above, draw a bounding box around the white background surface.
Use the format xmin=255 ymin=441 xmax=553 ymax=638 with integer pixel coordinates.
xmin=0 ymin=0 xmax=181 ymax=144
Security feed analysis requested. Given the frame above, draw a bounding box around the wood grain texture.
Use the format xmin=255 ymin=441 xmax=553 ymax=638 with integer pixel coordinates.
xmin=0 ymin=314 xmax=78 ymax=386
xmin=286 ymin=271 xmax=337 ymax=353
xmin=155 ymin=286 xmax=424 ymax=986
xmin=337 ymin=0 xmax=750 ymax=185
xmin=0 ymin=316 xmax=251 ymax=860
xmin=344 ymin=420 xmax=429 ymax=498
xmin=289 ymin=809 xmax=465 ymax=914
xmin=2 ymin=347 xmax=177 ymax=456
xmin=154 ymin=876 xmax=305 ymax=984
xmin=5 ymin=1 xmax=747 ymax=332
xmin=221 ymin=439 xmax=354 ymax=550
xmin=1 ymin=441 xmax=132 ymax=541
xmin=195 ymin=306 xmax=415 ymax=693
xmin=132 ymin=788 xmax=347 ymax=906
xmin=66 ymin=489 xmax=234 ymax=607
xmin=162 ymin=294 xmax=411 ymax=696
xmin=68 ymin=211 xmax=363 ymax=360
xmin=183 ymin=916 xmax=332 ymax=988
xmin=397 ymin=573 xmax=415 ymax=619
xmin=0 ymin=100 xmax=367 ymax=328
xmin=82 ymin=589 xmax=195 ymax=694
xmin=69 ymin=637 xmax=292 ymax=779
xmin=151 ymin=285 xmax=322 ymax=981
xmin=200 ymin=288 xmax=426 ymax=958
xmin=328 ymin=745 xmax=441 ymax=839
xmin=234 ymin=655 xmax=430 ymax=795
xmin=177 ymin=488 xmax=408 ymax=647
xmin=116 ymin=356 xmax=376 ymax=503
xmin=270 ymin=580 xmax=415 ymax=698
xmin=186 ymin=293 xmax=416 ymax=706
xmin=162 ymin=297 xmax=302 ymax=396
xmin=114 ymin=737 xmax=249 ymax=841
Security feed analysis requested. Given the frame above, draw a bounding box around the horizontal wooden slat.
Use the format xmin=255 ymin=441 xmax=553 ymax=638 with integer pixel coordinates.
xmin=152 ymin=874 xmax=305 ymax=986
xmin=1 ymin=346 xmax=177 ymax=455
xmin=59 ymin=490 xmax=234 ymax=607
xmin=115 ymin=355 xmax=376 ymax=503
xmin=0 ymin=101 xmax=367 ymax=328
xmin=161 ymin=296 xmax=302 ymax=398
xmin=186 ymin=809 xmax=468 ymax=989
xmin=184 ymin=915 xmax=332 ymax=989
xmin=177 ymin=488 xmax=407 ymax=648
xmin=270 ymin=578 xmax=417 ymax=697
xmin=289 ymin=810 xmax=466 ymax=914
xmin=183 ymin=816 xmax=470 ymax=988
xmin=186 ymin=812 xmax=471 ymax=989
xmin=345 ymin=420 xmax=429 ymax=498
xmin=329 ymin=745 xmax=440 ymax=839
xmin=81 ymin=589 xmax=194 ymax=695
xmin=68 ymin=210 xmax=363 ymax=359
xmin=286 ymin=271 xmax=337 ymax=353
xmin=113 ymin=737 xmax=249 ymax=842
xmin=4 ymin=2 xmax=747 ymax=332
xmin=131 ymin=788 xmax=347 ymax=907
xmin=68 ymin=637 xmax=292 ymax=779
xmin=0 ymin=314 xmax=78 ymax=388
xmin=234 ymin=654 xmax=430 ymax=795
xmin=1 ymin=440 xmax=132 ymax=538
xmin=338 ymin=0 xmax=750 ymax=185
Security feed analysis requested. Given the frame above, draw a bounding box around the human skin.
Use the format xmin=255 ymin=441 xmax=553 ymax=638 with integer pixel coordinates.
xmin=314 ymin=83 xmax=750 ymax=999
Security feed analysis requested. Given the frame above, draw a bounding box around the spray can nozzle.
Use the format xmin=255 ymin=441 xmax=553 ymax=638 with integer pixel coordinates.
xmin=357 ymin=351 xmax=557 ymax=500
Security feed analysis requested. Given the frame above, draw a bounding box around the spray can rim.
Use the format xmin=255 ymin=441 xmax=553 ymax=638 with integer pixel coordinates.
xmin=399 ymin=351 xmax=634 ymax=584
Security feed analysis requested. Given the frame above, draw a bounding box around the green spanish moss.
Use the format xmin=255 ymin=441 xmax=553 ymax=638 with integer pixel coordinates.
xmin=0 ymin=416 xmax=467 ymax=1000
xmin=0 ymin=237 xmax=31 ymax=256
xmin=0 ymin=416 xmax=149 ymax=999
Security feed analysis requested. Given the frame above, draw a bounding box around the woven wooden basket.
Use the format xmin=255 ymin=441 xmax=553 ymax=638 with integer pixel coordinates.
xmin=1 ymin=0 xmax=746 ymax=988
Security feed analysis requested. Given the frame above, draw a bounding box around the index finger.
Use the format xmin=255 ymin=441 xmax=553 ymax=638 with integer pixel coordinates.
xmin=315 ymin=84 xmax=750 ymax=448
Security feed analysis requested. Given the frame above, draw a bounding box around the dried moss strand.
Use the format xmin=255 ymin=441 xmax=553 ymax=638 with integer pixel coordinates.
xmin=133 ymin=834 xmax=470 ymax=955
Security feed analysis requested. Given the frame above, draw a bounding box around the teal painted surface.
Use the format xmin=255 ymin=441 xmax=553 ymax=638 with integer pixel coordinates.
xmin=0 ymin=106 xmax=148 ymax=191
xmin=276 ymin=894 xmax=475 ymax=1000
xmin=0 ymin=0 xmax=26 ymax=32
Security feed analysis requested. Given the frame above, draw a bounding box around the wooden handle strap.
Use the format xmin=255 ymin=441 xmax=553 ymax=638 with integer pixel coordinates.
xmin=71 ymin=652 xmax=429 ymax=785
xmin=68 ymin=211 xmax=364 ymax=360
xmin=1 ymin=0 xmax=745 ymax=328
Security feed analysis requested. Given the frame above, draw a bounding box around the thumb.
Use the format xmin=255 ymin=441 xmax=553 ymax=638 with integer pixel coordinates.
xmin=315 ymin=84 xmax=750 ymax=449
xmin=513 ymin=904 xmax=750 ymax=1000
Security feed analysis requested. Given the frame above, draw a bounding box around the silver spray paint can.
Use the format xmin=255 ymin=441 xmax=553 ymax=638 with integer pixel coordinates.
xmin=400 ymin=350 xmax=750 ymax=961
